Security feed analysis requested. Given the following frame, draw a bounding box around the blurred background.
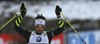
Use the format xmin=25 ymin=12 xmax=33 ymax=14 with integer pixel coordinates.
xmin=0 ymin=0 xmax=100 ymax=44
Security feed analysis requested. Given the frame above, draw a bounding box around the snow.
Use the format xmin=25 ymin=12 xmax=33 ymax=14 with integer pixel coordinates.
xmin=0 ymin=1 xmax=100 ymax=20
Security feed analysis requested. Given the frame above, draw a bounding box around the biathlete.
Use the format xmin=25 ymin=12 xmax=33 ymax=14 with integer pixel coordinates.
xmin=13 ymin=3 xmax=68 ymax=44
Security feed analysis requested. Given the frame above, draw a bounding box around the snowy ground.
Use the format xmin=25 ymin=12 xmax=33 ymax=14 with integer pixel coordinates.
xmin=0 ymin=1 xmax=100 ymax=20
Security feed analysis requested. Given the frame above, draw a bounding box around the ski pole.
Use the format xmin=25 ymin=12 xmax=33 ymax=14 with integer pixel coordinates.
xmin=0 ymin=12 xmax=20 ymax=30
xmin=60 ymin=12 xmax=86 ymax=44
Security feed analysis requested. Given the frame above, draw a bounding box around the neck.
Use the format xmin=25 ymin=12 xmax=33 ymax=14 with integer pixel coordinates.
xmin=35 ymin=31 xmax=43 ymax=35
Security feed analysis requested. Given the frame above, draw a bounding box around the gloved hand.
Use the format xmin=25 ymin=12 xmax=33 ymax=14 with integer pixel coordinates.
xmin=55 ymin=5 xmax=62 ymax=18
xmin=20 ymin=3 xmax=27 ymax=17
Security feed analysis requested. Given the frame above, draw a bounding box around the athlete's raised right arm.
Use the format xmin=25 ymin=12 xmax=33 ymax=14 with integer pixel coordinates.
xmin=13 ymin=3 xmax=31 ymax=42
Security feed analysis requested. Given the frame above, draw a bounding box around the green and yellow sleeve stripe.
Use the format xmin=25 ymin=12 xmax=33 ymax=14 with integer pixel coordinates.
xmin=58 ymin=20 xmax=64 ymax=28
xmin=15 ymin=14 xmax=23 ymax=27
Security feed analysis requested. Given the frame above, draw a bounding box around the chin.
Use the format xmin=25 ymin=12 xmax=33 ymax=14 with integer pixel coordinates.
xmin=38 ymin=30 xmax=43 ymax=33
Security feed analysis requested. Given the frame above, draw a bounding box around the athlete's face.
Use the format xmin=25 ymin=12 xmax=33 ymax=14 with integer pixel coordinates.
xmin=35 ymin=24 xmax=45 ymax=33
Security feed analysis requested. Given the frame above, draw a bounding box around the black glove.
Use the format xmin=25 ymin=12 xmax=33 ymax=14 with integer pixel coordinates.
xmin=55 ymin=5 xmax=62 ymax=15
xmin=20 ymin=3 xmax=27 ymax=17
